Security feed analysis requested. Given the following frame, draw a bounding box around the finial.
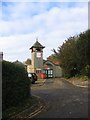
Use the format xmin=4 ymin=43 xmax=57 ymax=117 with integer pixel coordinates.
xmin=36 ymin=37 xmax=38 ymax=42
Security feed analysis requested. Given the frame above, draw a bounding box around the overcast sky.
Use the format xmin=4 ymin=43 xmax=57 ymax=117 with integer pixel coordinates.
xmin=0 ymin=0 xmax=89 ymax=62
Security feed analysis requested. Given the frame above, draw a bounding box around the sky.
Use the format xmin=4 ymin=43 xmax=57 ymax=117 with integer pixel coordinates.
xmin=0 ymin=0 xmax=89 ymax=62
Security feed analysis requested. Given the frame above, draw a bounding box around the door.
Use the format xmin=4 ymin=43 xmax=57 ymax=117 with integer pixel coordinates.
xmin=44 ymin=69 xmax=53 ymax=78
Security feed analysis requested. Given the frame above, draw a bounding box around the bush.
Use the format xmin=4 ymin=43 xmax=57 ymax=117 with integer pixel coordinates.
xmin=2 ymin=60 xmax=31 ymax=111
xmin=80 ymin=65 xmax=90 ymax=78
xmin=79 ymin=75 xmax=88 ymax=81
xmin=63 ymin=73 xmax=71 ymax=79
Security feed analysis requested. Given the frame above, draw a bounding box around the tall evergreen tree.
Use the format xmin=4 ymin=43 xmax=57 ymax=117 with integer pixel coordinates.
xmin=53 ymin=30 xmax=90 ymax=77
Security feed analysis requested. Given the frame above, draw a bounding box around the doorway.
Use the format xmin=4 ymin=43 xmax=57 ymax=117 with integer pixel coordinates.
xmin=44 ymin=69 xmax=53 ymax=78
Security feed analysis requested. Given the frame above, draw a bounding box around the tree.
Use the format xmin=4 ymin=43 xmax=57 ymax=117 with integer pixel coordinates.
xmin=25 ymin=58 xmax=31 ymax=65
xmin=47 ymin=54 xmax=60 ymax=65
xmin=53 ymin=30 xmax=90 ymax=78
xmin=58 ymin=37 xmax=78 ymax=77
xmin=75 ymin=30 xmax=90 ymax=76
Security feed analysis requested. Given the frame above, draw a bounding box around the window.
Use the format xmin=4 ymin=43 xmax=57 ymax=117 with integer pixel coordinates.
xmin=36 ymin=69 xmax=41 ymax=74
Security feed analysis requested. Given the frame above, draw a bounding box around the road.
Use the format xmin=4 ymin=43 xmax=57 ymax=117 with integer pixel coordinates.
xmin=31 ymin=78 xmax=88 ymax=118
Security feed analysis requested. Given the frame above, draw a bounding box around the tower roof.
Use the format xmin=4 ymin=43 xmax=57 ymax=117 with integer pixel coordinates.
xmin=30 ymin=39 xmax=45 ymax=49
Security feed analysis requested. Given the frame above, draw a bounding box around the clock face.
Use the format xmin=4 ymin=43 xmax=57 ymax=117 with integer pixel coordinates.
xmin=37 ymin=52 xmax=41 ymax=58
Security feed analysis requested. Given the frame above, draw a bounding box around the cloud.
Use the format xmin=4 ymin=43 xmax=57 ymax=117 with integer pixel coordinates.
xmin=2 ymin=0 xmax=89 ymax=2
xmin=2 ymin=2 xmax=52 ymax=20
xmin=0 ymin=2 xmax=88 ymax=35
xmin=0 ymin=2 xmax=88 ymax=62
xmin=0 ymin=34 xmax=35 ymax=61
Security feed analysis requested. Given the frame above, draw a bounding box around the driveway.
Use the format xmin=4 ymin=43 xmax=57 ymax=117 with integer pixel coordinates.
xmin=31 ymin=78 xmax=88 ymax=118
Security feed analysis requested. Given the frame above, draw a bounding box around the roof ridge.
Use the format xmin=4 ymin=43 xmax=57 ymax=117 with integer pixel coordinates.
xmin=30 ymin=40 xmax=45 ymax=49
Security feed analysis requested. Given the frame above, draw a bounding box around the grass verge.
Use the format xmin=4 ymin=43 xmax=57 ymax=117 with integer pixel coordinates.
xmin=2 ymin=96 xmax=39 ymax=120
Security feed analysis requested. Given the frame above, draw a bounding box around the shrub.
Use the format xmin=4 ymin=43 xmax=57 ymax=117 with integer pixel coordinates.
xmin=2 ymin=60 xmax=31 ymax=111
xmin=63 ymin=73 xmax=71 ymax=79
xmin=80 ymin=65 xmax=90 ymax=78
xmin=79 ymin=75 xmax=88 ymax=81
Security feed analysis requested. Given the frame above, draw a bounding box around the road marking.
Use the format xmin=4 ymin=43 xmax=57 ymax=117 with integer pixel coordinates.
xmin=27 ymin=95 xmax=46 ymax=118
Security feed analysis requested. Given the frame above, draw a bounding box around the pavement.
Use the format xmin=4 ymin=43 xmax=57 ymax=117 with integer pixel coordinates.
xmin=31 ymin=78 xmax=88 ymax=118
xmin=30 ymin=77 xmax=88 ymax=118
xmin=64 ymin=77 xmax=88 ymax=88
xmin=31 ymin=79 xmax=46 ymax=86
xmin=27 ymin=95 xmax=46 ymax=119
xmin=11 ymin=95 xmax=46 ymax=119
xmin=34 ymin=77 xmax=88 ymax=88
xmin=12 ymin=78 xmax=88 ymax=119
xmin=11 ymin=79 xmax=46 ymax=119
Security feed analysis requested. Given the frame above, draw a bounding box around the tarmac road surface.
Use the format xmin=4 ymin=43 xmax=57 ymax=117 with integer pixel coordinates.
xmin=31 ymin=78 xmax=89 ymax=118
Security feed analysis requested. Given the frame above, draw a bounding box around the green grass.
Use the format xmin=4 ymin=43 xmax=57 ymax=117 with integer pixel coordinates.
xmin=2 ymin=96 xmax=39 ymax=119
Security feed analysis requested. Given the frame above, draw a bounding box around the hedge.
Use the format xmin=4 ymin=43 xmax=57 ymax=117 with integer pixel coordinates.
xmin=2 ymin=60 xmax=31 ymax=111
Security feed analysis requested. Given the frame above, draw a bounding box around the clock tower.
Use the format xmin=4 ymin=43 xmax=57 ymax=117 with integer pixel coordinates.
xmin=30 ymin=39 xmax=45 ymax=77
